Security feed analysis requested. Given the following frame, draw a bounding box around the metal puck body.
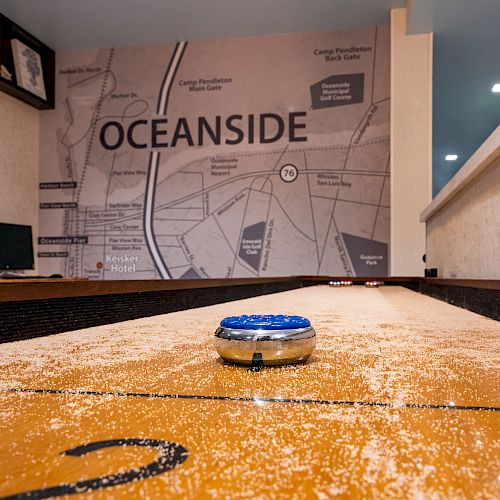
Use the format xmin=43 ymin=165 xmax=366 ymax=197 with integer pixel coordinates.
xmin=214 ymin=315 xmax=316 ymax=366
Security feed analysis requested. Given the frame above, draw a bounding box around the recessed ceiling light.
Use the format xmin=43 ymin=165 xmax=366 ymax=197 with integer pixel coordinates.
xmin=445 ymin=154 xmax=458 ymax=161
xmin=492 ymin=83 xmax=500 ymax=93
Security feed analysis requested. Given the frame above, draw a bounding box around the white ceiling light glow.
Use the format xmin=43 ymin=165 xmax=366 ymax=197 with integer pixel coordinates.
xmin=445 ymin=154 xmax=458 ymax=161
xmin=492 ymin=83 xmax=500 ymax=93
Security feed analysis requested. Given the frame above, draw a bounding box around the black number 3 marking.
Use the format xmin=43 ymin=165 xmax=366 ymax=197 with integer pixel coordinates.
xmin=3 ymin=438 xmax=188 ymax=499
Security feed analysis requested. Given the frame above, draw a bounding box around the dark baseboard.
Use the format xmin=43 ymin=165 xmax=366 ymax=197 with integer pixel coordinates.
xmin=418 ymin=282 xmax=499 ymax=321
xmin=0 ymin=280 xmax=302 ymax=343
xmin=1 ymin=277 xmax=497 ymax=343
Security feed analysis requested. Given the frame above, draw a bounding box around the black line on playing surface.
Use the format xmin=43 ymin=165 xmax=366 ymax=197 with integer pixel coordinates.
xmin=2 ymin=388 xmax=499 ymax=412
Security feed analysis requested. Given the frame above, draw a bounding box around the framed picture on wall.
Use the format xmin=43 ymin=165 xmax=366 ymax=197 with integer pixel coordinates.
xmin=0 ymin=13 xmax=54 ymax=109
xmin=11 ymin=38 xmax=46 ymax=100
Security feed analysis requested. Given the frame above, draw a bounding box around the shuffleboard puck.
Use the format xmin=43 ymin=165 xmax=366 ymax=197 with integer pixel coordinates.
xmin=214 ymin=314 xmax=316 ymax=367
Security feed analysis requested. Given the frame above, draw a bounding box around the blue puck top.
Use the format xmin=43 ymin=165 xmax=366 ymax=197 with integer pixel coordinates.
xmin=220 ymin=314 xmax=310 ymax=330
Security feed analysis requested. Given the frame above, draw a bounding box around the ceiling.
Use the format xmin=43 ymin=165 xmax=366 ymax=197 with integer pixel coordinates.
xmin=0 ymin=0 xmax=498 ymax=196
xmin=408 ymin=0 xmax=500 ymax=196
xmin=0 ymin=0 xmax=405 ymax=50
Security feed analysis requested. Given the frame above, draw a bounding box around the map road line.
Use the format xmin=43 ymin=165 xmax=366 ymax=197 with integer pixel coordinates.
xmin=145 ymin=41 xmax=188 ymax=278
xmin=157 ymin=41 xmax=187 ymax=115
xmin=144 ymin=151 xmax=172 ymax=279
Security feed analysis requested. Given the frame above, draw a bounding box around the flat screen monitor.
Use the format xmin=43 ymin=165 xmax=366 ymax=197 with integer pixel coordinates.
xmin=0 ymin=223 xmax=34 ymax=270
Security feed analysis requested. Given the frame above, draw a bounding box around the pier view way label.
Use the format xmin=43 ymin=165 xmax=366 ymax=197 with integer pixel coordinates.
xmin=38 ymin=25 xmax=390 ymax=280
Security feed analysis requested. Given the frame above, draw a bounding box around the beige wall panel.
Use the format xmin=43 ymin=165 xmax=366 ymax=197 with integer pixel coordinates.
xmin=390 ymin=8 xmax=432 ymax=276
xmin=426 ymin=157 xmax=500 ymax=278
xmin=0 ymin=91 xmax=39 ymax=272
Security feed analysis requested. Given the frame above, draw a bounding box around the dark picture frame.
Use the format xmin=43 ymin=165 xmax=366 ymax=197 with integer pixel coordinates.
xmin=0 ymin=13 xmax=55 ymax=109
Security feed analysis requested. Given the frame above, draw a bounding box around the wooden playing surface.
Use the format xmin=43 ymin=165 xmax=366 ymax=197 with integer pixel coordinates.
xmin=0 ymin=286 xmax=499 ymax=498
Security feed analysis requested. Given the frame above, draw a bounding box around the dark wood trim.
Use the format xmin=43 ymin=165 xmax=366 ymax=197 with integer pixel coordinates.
xmin=0 ymin=277 xmax=297 ymax=302
xmin=301 ymin=276 xmax=421 ymax=283
xmin=0 ymin=276 xmax=422 ymax=303
xmin=1 ymin=276 xmax=497 ymax=304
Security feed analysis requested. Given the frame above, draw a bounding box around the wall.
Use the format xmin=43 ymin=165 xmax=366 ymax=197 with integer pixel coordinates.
xmin=390 ymin=8 xmax=432 ymax=276
xmin=425 ymin=147 xmax=500 ymax=279
xmin=38 ymin=26 xmax=391 ymax=280
xmin=0 ymin=91 xmax=39 ymax=272
xmin=1 ymin=13 xmax=434 ymax=280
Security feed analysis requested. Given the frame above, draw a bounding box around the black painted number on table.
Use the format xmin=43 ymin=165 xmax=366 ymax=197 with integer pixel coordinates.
xmin=2 ymin=438 xmax=188 ymax=499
